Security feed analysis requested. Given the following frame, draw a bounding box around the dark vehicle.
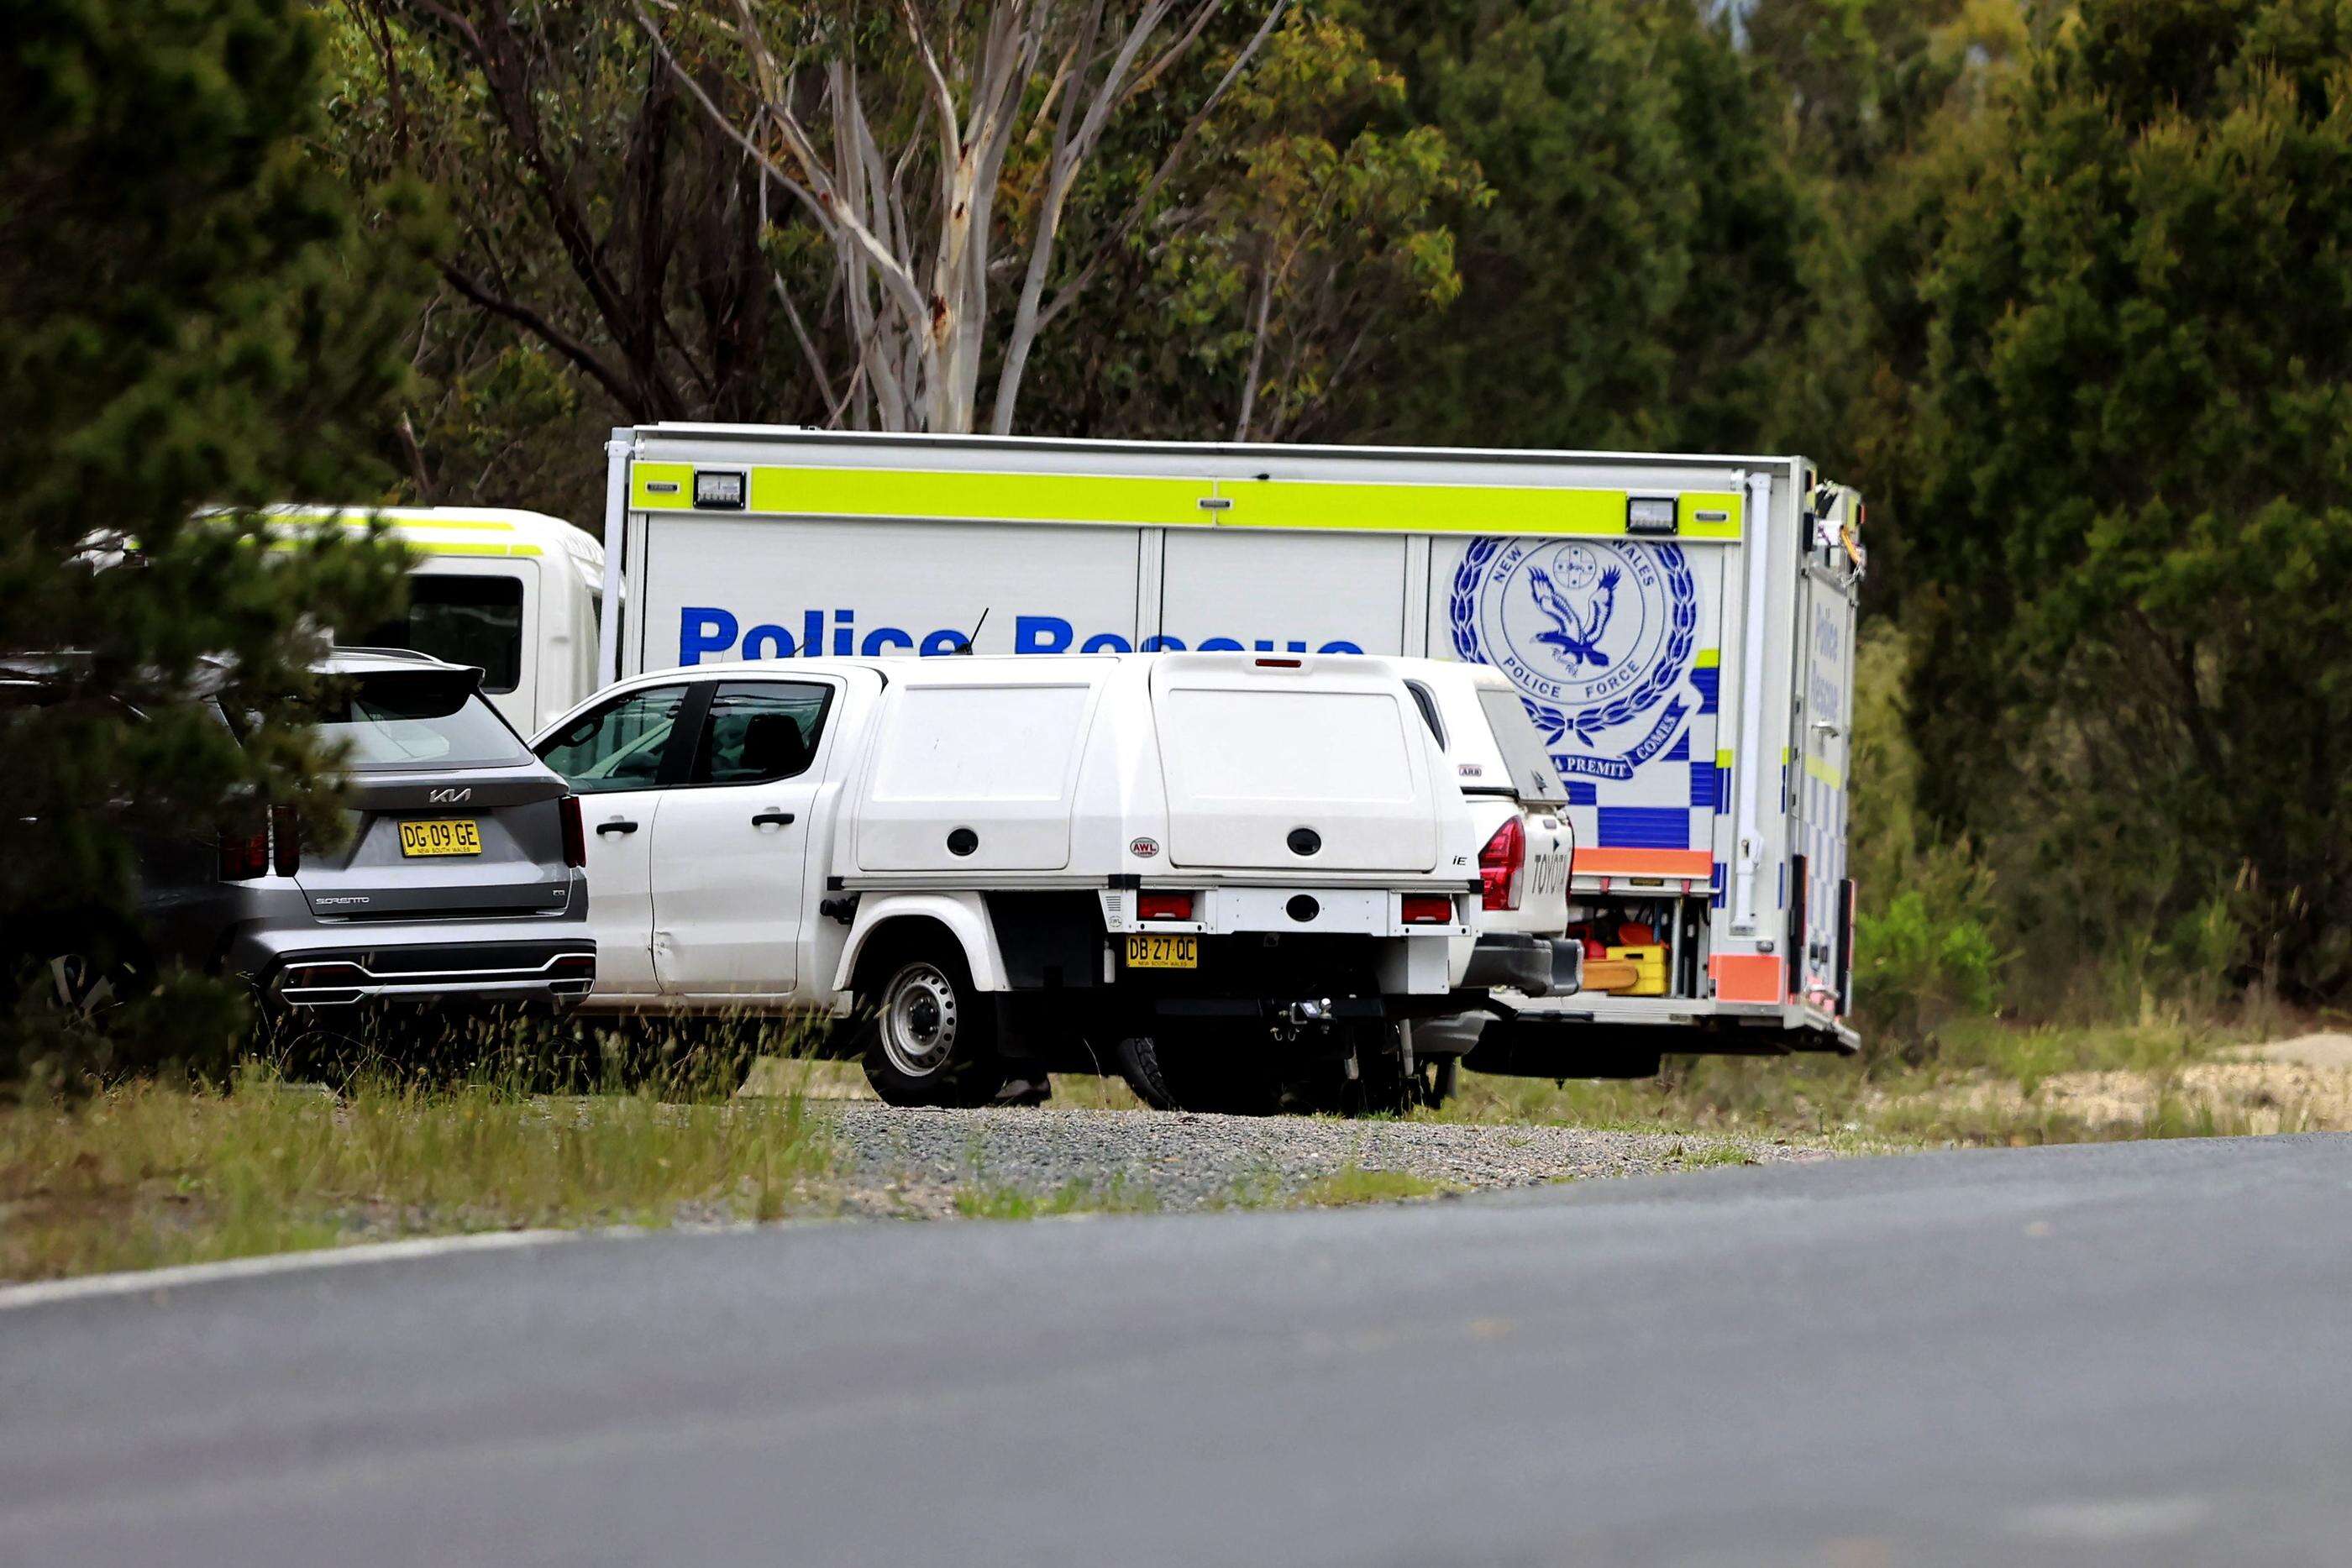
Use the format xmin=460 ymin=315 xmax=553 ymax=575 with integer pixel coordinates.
xmin=4 ymin=648 xmax=593 ymax=1024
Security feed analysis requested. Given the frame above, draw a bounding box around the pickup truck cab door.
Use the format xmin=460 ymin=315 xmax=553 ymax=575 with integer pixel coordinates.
xmin=649 ymin=677 xmax=842 ymax=999
xmin=534 ymin=682 xmax=697 ymax=994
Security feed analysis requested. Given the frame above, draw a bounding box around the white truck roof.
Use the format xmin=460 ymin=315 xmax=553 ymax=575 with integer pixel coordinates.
xmin=260 ymin=506 xmax=605 ymax=595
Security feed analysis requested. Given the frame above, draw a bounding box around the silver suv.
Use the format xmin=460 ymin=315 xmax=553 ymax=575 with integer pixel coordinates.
xmin=8 ymin=648 xmax=594 ymax=1020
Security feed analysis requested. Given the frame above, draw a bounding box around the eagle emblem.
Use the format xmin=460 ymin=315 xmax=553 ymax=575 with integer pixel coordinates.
xmin=1525 ymin=551 xmax=1620 ymax=672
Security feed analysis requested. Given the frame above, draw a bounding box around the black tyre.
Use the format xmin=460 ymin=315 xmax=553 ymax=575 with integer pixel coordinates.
xmin=1285 ymin=1022 xmax=1435 ymax=1117
xmin=858 ymin=945 xmax=1009 ymax=1108
xmin=9 ymin=920 xmax=149 ymax=1024
xmin=1116 ymin=1026 xmax=1282 ymax=1115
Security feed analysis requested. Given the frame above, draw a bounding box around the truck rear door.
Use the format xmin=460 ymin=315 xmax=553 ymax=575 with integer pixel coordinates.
xmin=1150 ymin=656 xmax=1439 ymax=873
xmin=1790 ymin=564 xmax=1856 ymax=1012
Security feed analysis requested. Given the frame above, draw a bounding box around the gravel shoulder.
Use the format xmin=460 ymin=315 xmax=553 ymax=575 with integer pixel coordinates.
xmin=822 ymin=1102 xmax=1837 ymax=1217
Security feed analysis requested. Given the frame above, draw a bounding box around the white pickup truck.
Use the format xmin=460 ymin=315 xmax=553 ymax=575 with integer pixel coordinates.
xmin=1394 ymin=659 xmax=1583 ymax=1096
xmin=533 ymin=650 xmax=1487 ymax=1110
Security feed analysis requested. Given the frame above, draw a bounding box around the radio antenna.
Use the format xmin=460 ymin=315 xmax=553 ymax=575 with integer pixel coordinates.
xmin=954 ymin=607 xmax=990 ymax=655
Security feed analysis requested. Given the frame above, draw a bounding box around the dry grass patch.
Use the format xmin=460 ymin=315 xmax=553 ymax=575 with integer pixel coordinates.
xmin=1425 ymin=1015 xmax=2352 ymax=1150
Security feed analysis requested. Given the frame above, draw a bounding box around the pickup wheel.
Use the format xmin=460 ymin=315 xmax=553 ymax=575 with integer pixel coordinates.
xmin=1289 ymin=1022 xmax=1433 ymax=1117
xmin=1116 ymin=1027 xmax=1280 ymax=1116
xmin=859 ymin=948 xmax=1009 ymax=1109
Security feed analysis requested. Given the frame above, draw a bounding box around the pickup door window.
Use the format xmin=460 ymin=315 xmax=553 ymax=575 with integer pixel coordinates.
xmin=537 ymin=684 xmax=693 ymax=994
xmin=649 ymin=680 xmax=834 ymax=999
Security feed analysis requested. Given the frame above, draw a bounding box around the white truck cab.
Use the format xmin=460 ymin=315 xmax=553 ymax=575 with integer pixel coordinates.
xmin=533 ymin=651 xmax=1482 ymax=1111
xmin=261 ymin=506 xmax=606 ymax=735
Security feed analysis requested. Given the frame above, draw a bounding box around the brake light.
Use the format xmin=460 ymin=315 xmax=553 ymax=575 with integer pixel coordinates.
xmin=559 ymin=794 xmax=585 ymax=868
xmin=1400 ymin=894 xmax=1454 ymax=925
xmin=270 ymin=805 xmax=300 ymax=877
xmin=1478 ymin=816 xmax=1525 ymax=911
xmin=1137 ymin=891 xmax=1195 ymax=921
xmin=218 ymin=821 xmax=270 ymax=881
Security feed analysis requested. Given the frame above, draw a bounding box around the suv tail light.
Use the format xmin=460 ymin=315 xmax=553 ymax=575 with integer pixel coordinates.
xmin=559 ymin=794 xmax=585 ymax=868
xmin=1478 ymin=816 xmax=1525 ymax=911
xmin=1136 ymin=890 xmax=1195 ymax=921
xmin=1400 ymin=894 xmax=1454 ymax=925
xmin=218 ymin=818 xmax=270 ymax=881
xmin=223 ymin=806 xmax=301 ymax=881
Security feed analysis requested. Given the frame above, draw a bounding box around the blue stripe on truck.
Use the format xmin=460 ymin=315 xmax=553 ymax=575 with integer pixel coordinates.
xmin=1596 ymin=807 xmax=1692 ymax=849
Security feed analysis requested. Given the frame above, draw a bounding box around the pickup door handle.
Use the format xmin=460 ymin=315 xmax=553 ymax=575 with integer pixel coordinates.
xmin=596 ymin=820 xmax=639 ymax=836
xmin=751 ymin=810 xmax=796 ymax=828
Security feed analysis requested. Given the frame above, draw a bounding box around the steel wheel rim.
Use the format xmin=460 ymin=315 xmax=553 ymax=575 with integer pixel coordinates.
xmin=879 ymin=963 xmax=958 ymax=1078
xmin=45 ymin=954 xmax=120 ymax=1018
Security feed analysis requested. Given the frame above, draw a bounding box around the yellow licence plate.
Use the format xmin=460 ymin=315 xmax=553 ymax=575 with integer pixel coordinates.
xmin=1125 ymin=934 xmax=1198 ymax=970
xmin=399 ymin=819 xmax=482 ymax=857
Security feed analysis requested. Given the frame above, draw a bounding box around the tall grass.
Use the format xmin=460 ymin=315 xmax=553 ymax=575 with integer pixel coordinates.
xmin=0 ymin=1061 xmax=832 ymax=1282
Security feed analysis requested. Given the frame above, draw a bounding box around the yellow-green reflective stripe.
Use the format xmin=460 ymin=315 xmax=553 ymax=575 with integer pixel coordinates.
xmin=1693 ymin=648 xmax=1720 ymax=669
xmin=264 ymin=540 xmax=541 ymax=559
xmin=633 ymin=462 xmax=695 ymax=509
xmin=1716 ymin=749 xmax=1735 ymax=770
xmin=270 ymin=514 xmax=519 ymax=532
xmin=633 ymin=464 xmax=1745 ymax=538
xmin=1804 ymin=755 xmax=1845 ymax=789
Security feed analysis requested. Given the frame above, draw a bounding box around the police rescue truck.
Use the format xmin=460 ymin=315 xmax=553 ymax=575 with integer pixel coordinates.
xmin=581 ymin=427 xmax=1866 ymax=1064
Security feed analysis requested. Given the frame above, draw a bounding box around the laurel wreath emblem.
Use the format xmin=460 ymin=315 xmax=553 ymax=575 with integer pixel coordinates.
xmin=1451 ymin=536 xmax=1698 ymax=748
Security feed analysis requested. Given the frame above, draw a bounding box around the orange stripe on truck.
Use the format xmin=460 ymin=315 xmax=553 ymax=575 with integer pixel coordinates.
xmin=1573 ymin=849 xmax=1714 ymax=878
xmin=1709 ymin=953 xmax=1785 ymax=1004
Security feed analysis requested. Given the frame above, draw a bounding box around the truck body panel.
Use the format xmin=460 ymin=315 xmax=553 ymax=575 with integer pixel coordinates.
xmin=601 ymin=427 xmax=1863 ymax=1053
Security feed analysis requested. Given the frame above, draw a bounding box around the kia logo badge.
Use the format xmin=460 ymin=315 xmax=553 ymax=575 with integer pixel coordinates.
xmin=428 ymin=787 xmax=472 ymax=805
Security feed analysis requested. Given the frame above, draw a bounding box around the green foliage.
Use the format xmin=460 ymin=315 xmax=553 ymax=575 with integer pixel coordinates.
xmin=1844 ymin=627 xmax=2005 ymax=1058
xmin=321 ymin=2 xmax=769 ymax=518
xmin=1895 ymin=0 xmax=2352 ymax=1000
xmin=1341 ymin=0 xmax=1833 ymax=454
xmin=1741 ymin=0 xmax=2030 ymax=181
xmin=1152 ymin=12 xmax=1488 ymax=439
xmin=0 ymin=0 xmax=435 ymax=1085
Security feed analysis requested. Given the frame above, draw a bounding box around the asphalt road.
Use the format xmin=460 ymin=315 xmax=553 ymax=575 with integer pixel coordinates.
xmin=6 ymin=1135 xmax=2351 ymax=1567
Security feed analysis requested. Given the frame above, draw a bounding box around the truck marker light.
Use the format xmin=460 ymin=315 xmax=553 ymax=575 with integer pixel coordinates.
xmin=1479 ymin=816 xmax=1525 ymax=911
xmin=1137 ymin=891 xmax=1194 ymax=921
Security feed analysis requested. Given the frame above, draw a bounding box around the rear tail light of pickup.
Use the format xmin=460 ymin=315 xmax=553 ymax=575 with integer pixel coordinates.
xmin=1478 ymin=816 xmax=1525 ymax=911
xmin=1136 ymin=891 xmax=1196 ymax=921
xmin=559 ymin=794 xmax=586 ymax=868
xmin=1399 ymin=894 xmax=1455 ymax=925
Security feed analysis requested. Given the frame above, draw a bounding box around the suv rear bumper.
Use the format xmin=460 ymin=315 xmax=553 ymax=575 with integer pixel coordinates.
xmin=231 ymin=925 xmax=596 ymax=1009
